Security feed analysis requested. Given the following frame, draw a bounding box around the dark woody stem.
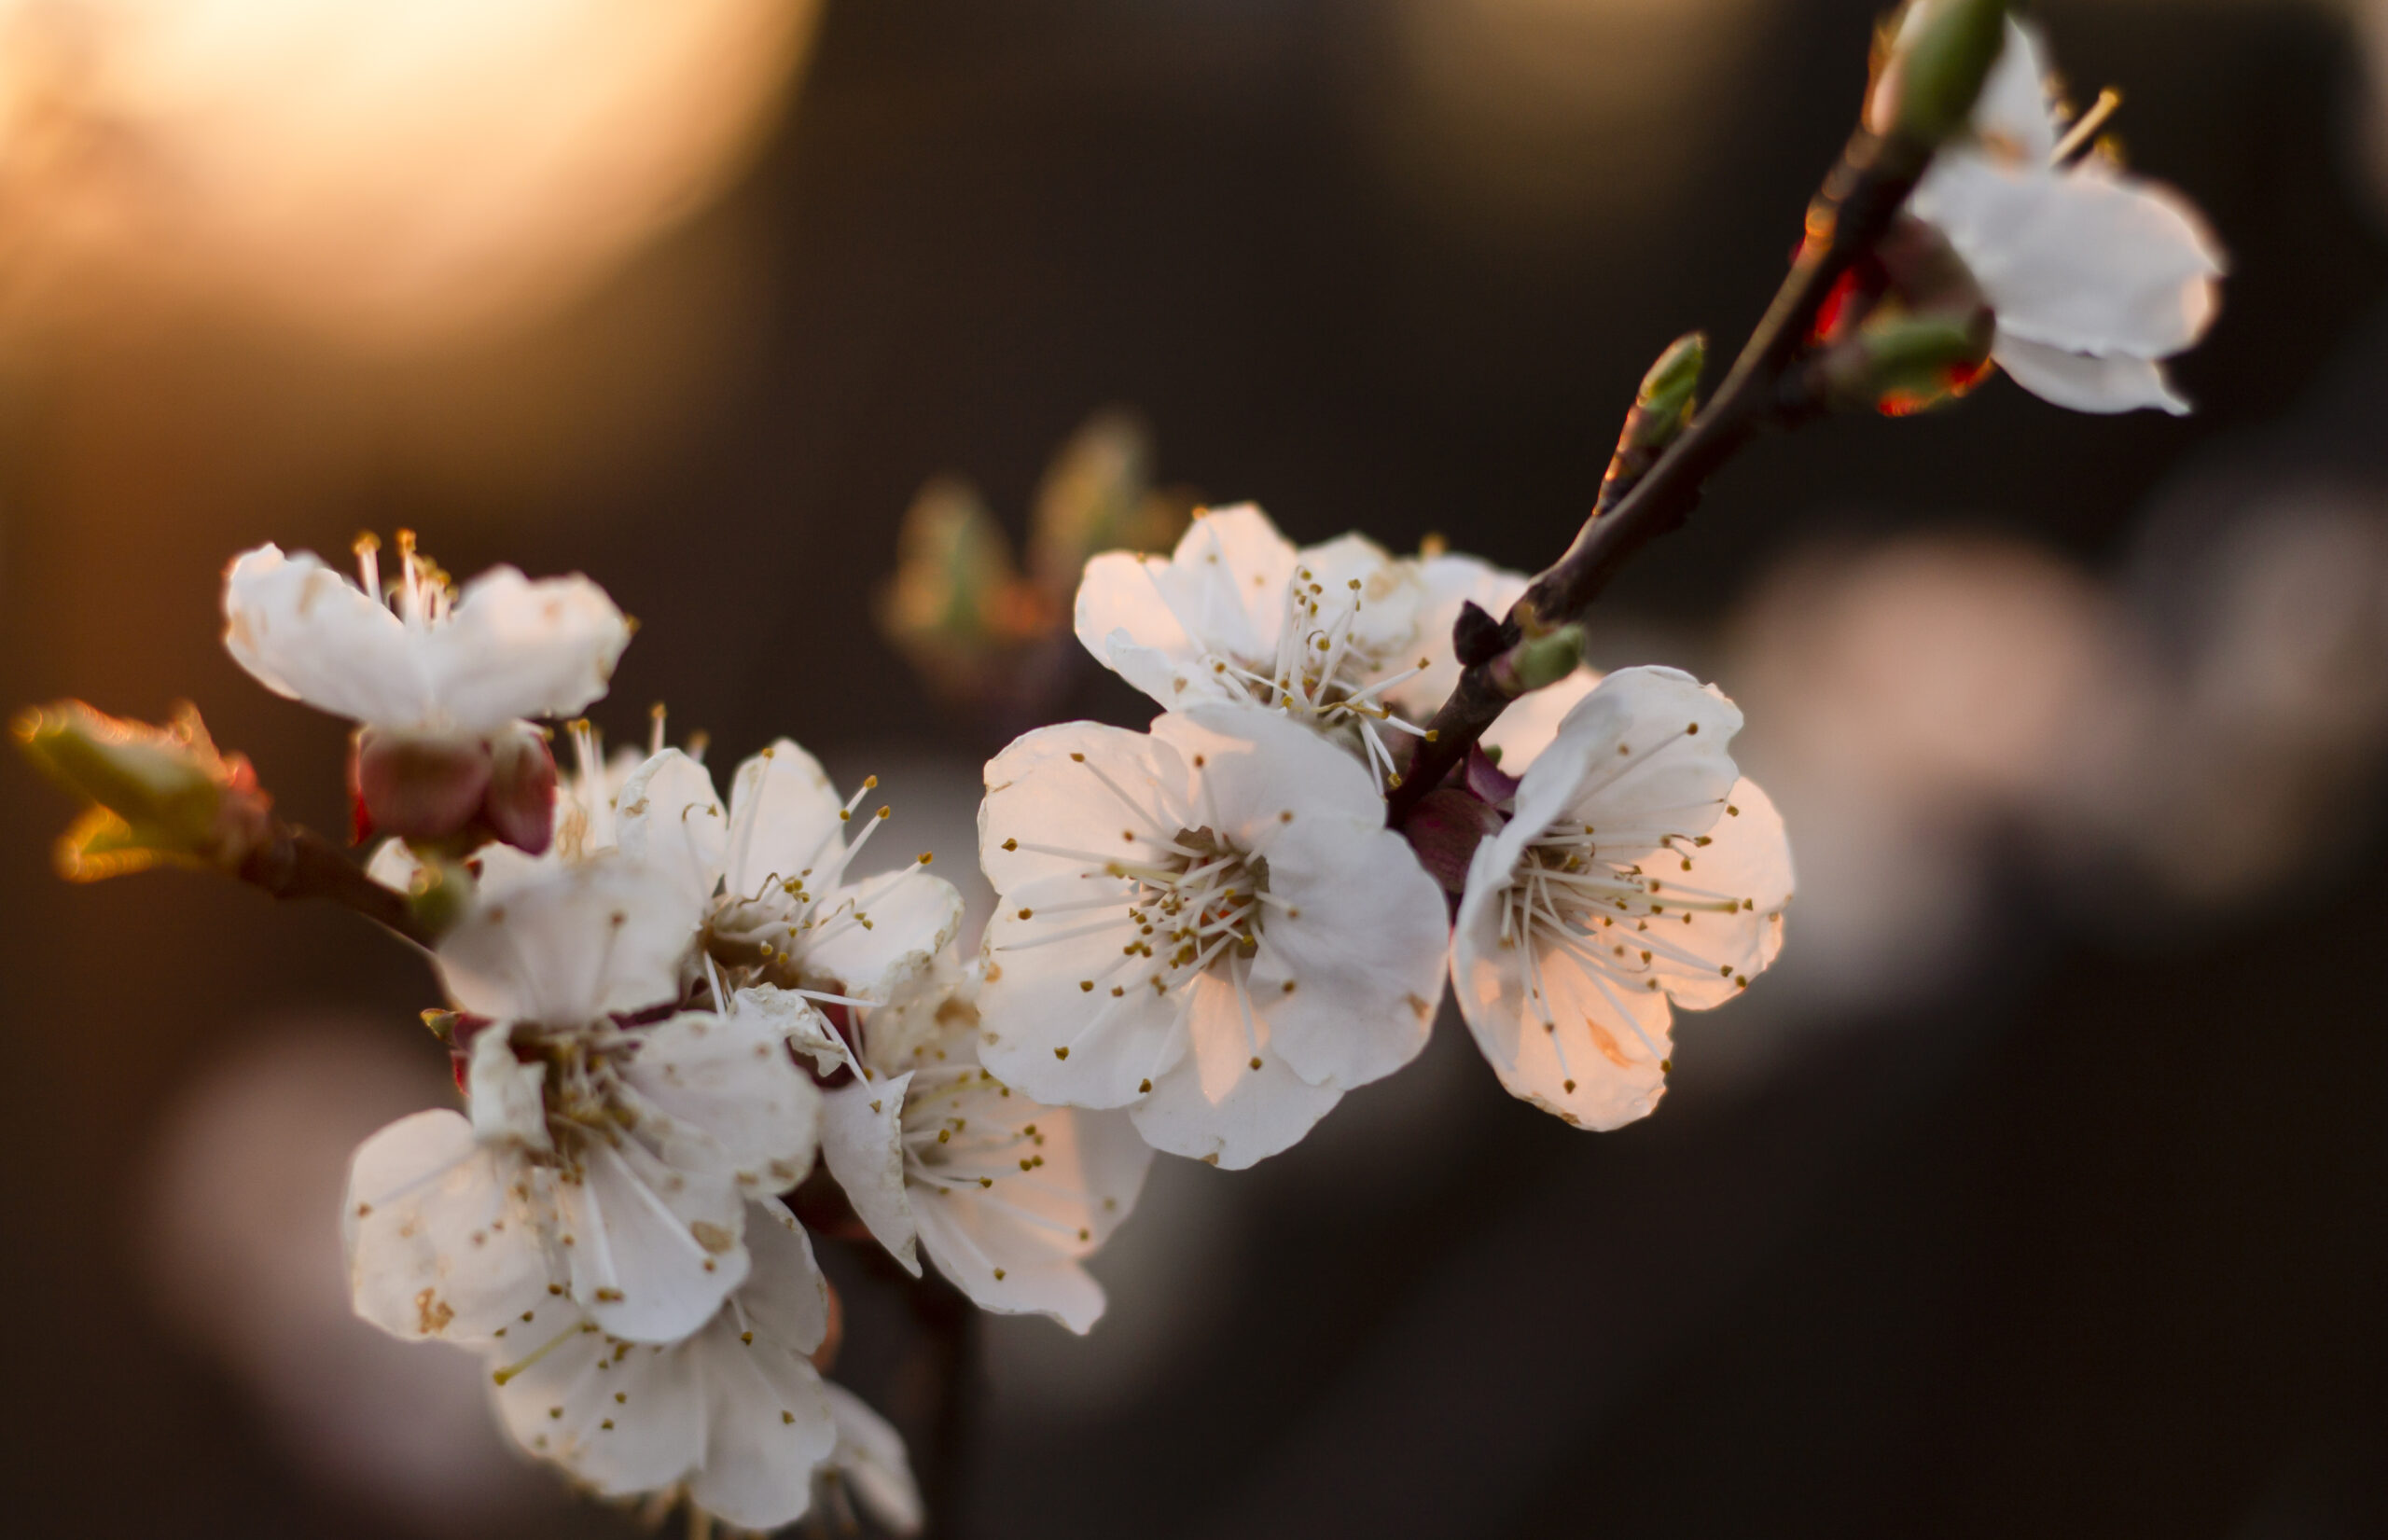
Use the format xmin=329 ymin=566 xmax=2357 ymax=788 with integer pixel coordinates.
xmin=1385 ymin=126 xmax=1934 ymax=825
xmin=236 ymin=822 xmax=440 ymax=948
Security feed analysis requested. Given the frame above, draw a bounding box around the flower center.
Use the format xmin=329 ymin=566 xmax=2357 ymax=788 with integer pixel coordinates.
xmin=1499 ymin=825 xmax=1746 ymax=1018
xmin=1201 ymin=564 xmax=1432 ymax=786
xmin=355 ymin=529 xmax=456 ymax=628
xmin=702 ymin=772 xmax=939 ymax=1018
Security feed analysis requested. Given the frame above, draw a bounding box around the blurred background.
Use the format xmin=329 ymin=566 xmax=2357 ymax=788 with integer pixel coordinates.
xmin=3 ymin=0 xmax=2385 ymax=1534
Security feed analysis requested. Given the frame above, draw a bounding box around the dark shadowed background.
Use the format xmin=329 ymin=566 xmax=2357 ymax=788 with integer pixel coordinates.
xmin=2 ymin=1 xmax=2384 ymax=1535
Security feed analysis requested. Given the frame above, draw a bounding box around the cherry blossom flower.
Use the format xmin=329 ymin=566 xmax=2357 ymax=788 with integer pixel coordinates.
xmin=816 ymin=955 xmax=1152 ymax=1332
xmin=343 ymin=860 xmax=821 ymax=1346
xmin=1893 ymin=12 xmax=2225 ymax=414
xmin=486 ymin=1197 xmax=842 ymax=1533
xmin=1073 ymin=504 xmax=1434 ymax=784
xmin=976 ymin=703 xmax=1450 ymax=1168
xmin=611 ymin=742 xmax=965 ymax=1012
xmin=1451 ymin=668 xmax=1794 ymax=1130
xmin=224 ymin=533 xmax=631 ymax=850
xmin=224 ymin=534 xmax=631 ymax=735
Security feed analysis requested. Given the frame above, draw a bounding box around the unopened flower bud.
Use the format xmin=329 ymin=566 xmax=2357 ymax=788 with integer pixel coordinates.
xmin=1814 ymin=311 xmax=1995 ymax=416
xmin=1637 ymin=332 xmax=1707 ymax=425
xmin=1598 ymin=333 xmax=1707 ymax=517
xmin=1490 ymin=625 xmax=1588 ymax=700
xmin=350 ymin=727 xmax=493 ymax=846
xmin=14 ymin=701 xmax=272 ymax=881
xmin=483 ymin=724 xmax=559 ymax=856
xmin=1868 ymin=0 xmax=2009 ymax=147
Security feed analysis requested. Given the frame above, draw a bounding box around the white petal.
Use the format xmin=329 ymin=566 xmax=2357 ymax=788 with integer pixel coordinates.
xmin=915 ymin=1209 xmax=1105 ymax=1331
xmin=1156 ymin=701 xmax=1388 ymax=835
xmin=1645 ymin=777 xmax=1794 ymax=1011
xmin=737 ymin=1197 xmax=831 ymax=1354
xmin=222 ymin=545 xmax=437 ymax=728
xmin=1145 ymin=504 xmax=1299 ymax=670
xmin=821 ymin=1075 xmax=921 ymax=1275
xmin=419 ymin=566 xmax=632 ymax=732
xmin=365 ymin=835 xmax=430 ymax=895
xmin=1500 ymin=667 xmax=1742 ymax=871
xmin=1132 ymin=968 xmax=1341 ymax=1168
xmin=343 ymin=1110 xmax=555 ymax=1345
xmin=906 ymin=1085 xmax=1148 ymax=1331
xmin=1480 ymin=669 xmax=1603 ymax=773
xmin=616 ymin=1011 xmax=821 ymax=1193
xmin=1074 ymin=551 xmax=1233 ymax=708
xmin=615 ymin=750 xmax=729 ymax=918
xmin=1450 ymin=869 xmax=1677 ymax=1131
xmin=979 ymin=720 xmax=1189 ymax=897
xmin=1969 ymin=17 xmax=2059 ymax=164
xmin=798 ymin=871 xmax=965 ymax=1004
xmin=1244 ymin=817 xmax=1449 ymax=1092
xmin=1993 ymin=333 xmax=2193 ymax=416
xmin=558 ymin=1135 xmax=749 ymax=1342
xmin=978 ymin=877 xmax=1190 ymax=1108
xmin=732 ymin=984 xmax=850 ymax=1075
xmin=490 ymin=1318 xmax=706 ymax=1496
xmin=824 ymin=1383 xmax=924 ymax=1537
xmin=1915 ymin=154 xmax=2223 ymax=362
xmin=854 ymin=952 xmax=980 ymax=1077
xmin=465 ymin=1025 xmax=551 ymax=1150
xmin=1293 ymin=532 xmax=1425 ymax=666
xmin=437 ymin=857 xmax=695 ymax=1026
xmin=686 ymin=1318 xmax=836 ymax=1532
xmin=724 ymin=740 xmax=846 ymax=902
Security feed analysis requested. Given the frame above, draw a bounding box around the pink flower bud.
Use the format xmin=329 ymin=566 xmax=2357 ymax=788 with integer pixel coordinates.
xmin=482 ymin=725 xmax=558 ymax=856
xmin=350 ymin=727 xmax=492 ymax=844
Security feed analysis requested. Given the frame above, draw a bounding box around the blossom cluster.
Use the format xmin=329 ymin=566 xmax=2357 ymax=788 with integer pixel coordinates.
xmin=12 ymin=7 xmax=2229 ymax=1532
xmin=225 ymin=535 xmax=1155 ymax=1533
xmin=210 ymin=499 xmax=1796 ymax=1524
xmin=1017 ymin=505 xmax=1796 ymax=1155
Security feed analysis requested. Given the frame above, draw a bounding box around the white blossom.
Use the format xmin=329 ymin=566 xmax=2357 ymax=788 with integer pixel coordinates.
xmin=1451 ymin=668 xmax=1793 ymax=1130
xmin=976 ymin=703 xmax=1450 ymax=1168
xmin=1073 ymin=504 xmax=1434 ymax=784
xmin=818 ymin=1382 xmax=924 ymax=1536
xmin=612 ymin=742 xmax=966 ymax=1011
xmin=1897 ymin=13 xmax=2224 ymax=415
xmin=817 ymin=956 xmax=1153 ymax=1332
xmin=343 ymin=860 xmax=821 ymax=1346
xmin=223 ymin=534 xmax=630 ymax=734
xmin=486 ymin=1197 xmax=842 ymax=1533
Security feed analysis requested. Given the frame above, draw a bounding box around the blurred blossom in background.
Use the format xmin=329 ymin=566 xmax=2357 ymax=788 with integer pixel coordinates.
xmin=3 ymin=0 xmax=2386 ymax=1535
xmin=145 ymin=1023 xmax=569 ymax=1536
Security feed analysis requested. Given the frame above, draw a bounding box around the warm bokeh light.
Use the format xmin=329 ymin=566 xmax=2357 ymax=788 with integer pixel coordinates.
xmin=0 ymin=0 xmax=820 ymax=348
xmin=1363 ymin=0 xmax=1767 ymax=237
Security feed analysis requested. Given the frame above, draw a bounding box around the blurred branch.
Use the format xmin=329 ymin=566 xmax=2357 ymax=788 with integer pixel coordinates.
xmin=237 ymin=823 xmax=438 ymax=949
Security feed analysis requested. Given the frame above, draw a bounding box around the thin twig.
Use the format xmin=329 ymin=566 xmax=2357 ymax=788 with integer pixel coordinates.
xmin=1386 ymin=126 xmax=1932 ymax=824
xmin=237 ymin=823 xmax=437 ymax=947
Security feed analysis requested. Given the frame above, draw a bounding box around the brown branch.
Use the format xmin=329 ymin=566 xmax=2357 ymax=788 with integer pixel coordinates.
xmin=1387 ymin=126 xmax=1932 ymax=824
xmin=237 ymin=823 xmax=439 ymax=948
